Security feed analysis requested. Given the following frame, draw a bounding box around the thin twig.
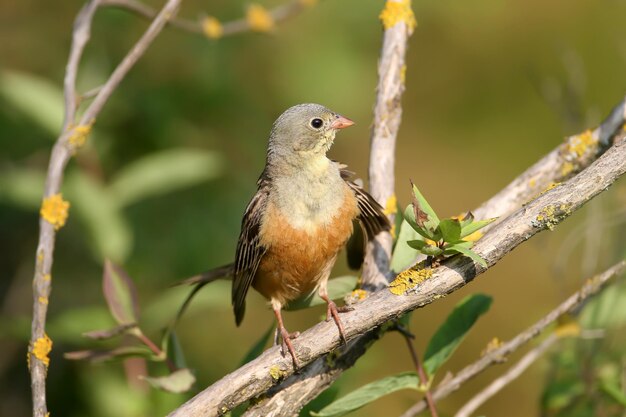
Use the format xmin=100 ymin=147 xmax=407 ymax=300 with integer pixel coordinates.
xmin=402 ymin=331 xmax=439 ymax=417
xmin=399 ymin=260 xmax=626 ymax=417
xmin=100 ymin=0 xmax=312 ymax=37
xmin=454 ymin=333 xmax=560 ymax=417
xmin=29 ymin=1 xmax=183 ymax=416
xmin=29 ymin=2 xmax=101 ymax=416
xmin=167 ymin=133 xmax=626 ymax=416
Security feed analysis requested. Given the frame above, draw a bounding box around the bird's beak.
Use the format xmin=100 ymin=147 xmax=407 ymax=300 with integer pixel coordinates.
xmin=330 ymin=115 xmax=355 ymax=130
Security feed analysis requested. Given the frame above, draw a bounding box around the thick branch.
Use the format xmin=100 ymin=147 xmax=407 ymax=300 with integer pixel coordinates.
xmin=168 ymin=134 xmax=626 ymax=416
xmin=400 ymin=260 xmax=626 ymax=417
xmin=29 ymin=1 xmax=182 ymax=416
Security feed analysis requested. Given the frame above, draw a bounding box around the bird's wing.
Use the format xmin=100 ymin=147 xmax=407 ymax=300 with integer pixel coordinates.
xmin=232 ymin=178 xmax=270 ymax=326
xmin=340 ymin=167 xmax=391 ymax=239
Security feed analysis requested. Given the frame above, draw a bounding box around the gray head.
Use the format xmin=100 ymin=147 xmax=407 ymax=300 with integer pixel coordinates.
xmin=268 ymin=103 xmax=354 ymax=159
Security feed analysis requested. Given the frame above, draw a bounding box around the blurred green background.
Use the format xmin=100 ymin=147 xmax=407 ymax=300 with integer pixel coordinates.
xmin=1 ymin=0 xmax=625 ymax=416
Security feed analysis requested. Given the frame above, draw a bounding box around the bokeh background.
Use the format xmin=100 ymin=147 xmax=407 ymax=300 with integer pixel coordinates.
xmin=1 ymin=0 xmax=626 ymax=416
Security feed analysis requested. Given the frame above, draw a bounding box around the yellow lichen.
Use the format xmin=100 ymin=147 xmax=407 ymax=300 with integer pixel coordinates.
xmin=560 ymin=161 xmax=575 ymax=177
xmin=40 ymin=194 xmax=70 ymax=230
xmin=528 ymin=178 xmax=537 ymax=188
xmin=247 ymin=4 xmax=274 ymax=32
xmin=400 ymin=64 xmax=407 ymax=85
xmin=67 ymin=123 xmax=92 ymax=149
xmin=38 ymin=296 xmax=48 ymax=305
xmin=383 ymin=193 xmax=397 ymax=216
xmin=481 ymin=337 xmax=503 ymax=357
xmin=540 ymin=182 xmax=561 ymax=196
xmin=269 ymin=364 xmax=286 ymax=381
xmin=202 ymin=16 xmax=223 ymax=39
xmin=564 ymin=129 xmax=597 ymax=158
xmin=534 ymin=203 xmax=572 ymax=231
xmin=43 ymin=273 xmax=51 ymax=281
xmin=389 ymin=265 xmax=433 ymax=295
xmin=32 ymin=334 xmax=53 ymax=367
xmin=379 ymin=0 xmax=417 ymax=33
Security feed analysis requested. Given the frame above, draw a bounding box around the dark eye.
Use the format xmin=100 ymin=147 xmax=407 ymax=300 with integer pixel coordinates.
xmin=310 ymin=118 xmax=324 ymax=129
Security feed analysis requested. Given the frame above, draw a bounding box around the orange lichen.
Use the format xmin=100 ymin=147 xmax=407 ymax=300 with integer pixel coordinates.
xmin=202 ymin=16 xmax=223 ymax=39
xmin=247 ymin=4 xmax=274 ymax=32
xmin=32 ymin=334 xmax=53 ymax=367
xmin=379 ymin=0 xmax=417 ymax=33
xmin=389 ymin=265 xmax=432 ymax=295
xmin=40 ymin=194 xmax=70 ymax=230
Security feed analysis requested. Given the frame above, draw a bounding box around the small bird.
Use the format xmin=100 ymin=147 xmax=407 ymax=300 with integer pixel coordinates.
xmin=184 ymin=104 xmax=389 ymax=367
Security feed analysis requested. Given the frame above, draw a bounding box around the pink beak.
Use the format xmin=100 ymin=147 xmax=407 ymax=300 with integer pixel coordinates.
xmin=330 ymin=115 xmax=355 ymax=130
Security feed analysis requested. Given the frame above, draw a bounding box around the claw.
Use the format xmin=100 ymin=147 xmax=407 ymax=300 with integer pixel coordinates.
xmin=272 ymin=305 xmax=300 ymax=369
xmin=321 ymin=295 xmax=349 ymax=344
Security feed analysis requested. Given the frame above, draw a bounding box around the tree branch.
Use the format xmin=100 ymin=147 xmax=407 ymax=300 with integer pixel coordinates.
xmin=167 ymin=128 xmax=626 ymax=416
xmin=455 ymin=333 xmax=560 ymax=417
xmin=29 ymin=1 xmax=182 ymax=416
xmin=362 ymin=0 xmax=416 ymax=290
xmin=100 ymin=0 xmax=313 ymax=38
xmin=399 ymin=260 xmax=626 ymax=417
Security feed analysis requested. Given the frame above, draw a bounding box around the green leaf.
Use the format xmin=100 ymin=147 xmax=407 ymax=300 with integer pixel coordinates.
xmin=580 ymin=281 xmax=626 ymax=329
xmin=437 ymin=218 xmax=462 ymax=243
xmin=65 ymin=172 xmax=132 ymax=262
xmin=600 ymin=380 xmax=626 ymax=406
xmin=311 ymin=372 xmax=419 ymax=417
xmin=444 ymin=245 xmax=488 ymax=267
xmin=460 ymin=217 xmax=497 ymax=238
xmin=165 ymin=330 xmax=188 ymax=370
xmin=407 ymin=181 xmax=440 ymax=232
xmin=406 ymin=240 xmax=427 ymax=250
xmin=423 ymin=294 xmax=492 ymax=377
xmin=239 ymin=324 xmax=274 ymax=366
xmin=403 ymin=205 xmax=436 ymax=240
xmin=102 ymin=260 xmax=140 ymax=326
xmin=109 ymin=149 xmax=223 ymax=207
xmin=0 ymin=168 xmax=45 ymax=209
xmin=286 ymin=276 xmax=357 ymax=311
xmin=0 ymin=70 xmax=63 ymax=136
xmin=390 ymin=219 xmax=422 ymax=273
xmin=142 ymin=368 xmax=196 ymax=394
xmin=417 ymin=244 xmax=443 ymax=257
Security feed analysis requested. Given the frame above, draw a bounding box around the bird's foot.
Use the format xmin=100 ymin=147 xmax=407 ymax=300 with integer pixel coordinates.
xmin=277 ymin=325 xmax=300 ymax=369
xmin=325 ymin=300 xmax=351 ymax=344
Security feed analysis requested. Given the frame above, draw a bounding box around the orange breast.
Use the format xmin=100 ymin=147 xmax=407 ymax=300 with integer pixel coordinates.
xmin=253 ymin=187 xmax=359 ymax=306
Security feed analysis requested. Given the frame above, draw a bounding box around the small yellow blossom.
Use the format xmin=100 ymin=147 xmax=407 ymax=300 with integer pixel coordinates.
xmin=379 ymin=0 xmax=417 ymax=33
xmin=463 ymin=230 xmax=483 ymax=242
xmin=68 ymin=124 xmax=92 ymax=149
xmin=40 ymin=194 xmax=70 ymax=230
xmin=202 ymin=16 xmax=223 ymax=39
xmin=247 ymin=4 xmax=275 ymax=32
xmin=383 ymin=193 xmax=397 ymax=216
xmin=32 ymin=334 xmax=53 ymax=367
xmin=389 ymin=264 xmax=432 ymax=295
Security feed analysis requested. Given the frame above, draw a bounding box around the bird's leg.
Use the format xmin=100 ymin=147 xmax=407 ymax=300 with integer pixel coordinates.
xmin=319 ymin=286 xmax=352 ymax=344
xmin=272 ymin=301 xmax=300 ymax=369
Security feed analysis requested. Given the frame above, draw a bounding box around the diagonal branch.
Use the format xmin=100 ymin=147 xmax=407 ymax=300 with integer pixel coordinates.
xmin=29 ymin=1 xmax=183 ymax=416
xmin=167 ymin=130 xmax=626 ymax=416
xmin=101 ymin=0 xmax=313 ymax=38
xmin=400 ymin=260 xmax=626 ymax=417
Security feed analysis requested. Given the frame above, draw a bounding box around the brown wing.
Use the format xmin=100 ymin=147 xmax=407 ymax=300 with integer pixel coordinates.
xmin=340 ymin=167 xmax=391 ymax=239
xmin=232 ymin=178 xmax=270 ymax=326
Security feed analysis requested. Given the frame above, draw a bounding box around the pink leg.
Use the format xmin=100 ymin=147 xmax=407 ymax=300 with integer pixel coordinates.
xmin=319 ymin=289 xmax=351 ymax=344
xmin=272 ymin=303 xmax=300 ymax=369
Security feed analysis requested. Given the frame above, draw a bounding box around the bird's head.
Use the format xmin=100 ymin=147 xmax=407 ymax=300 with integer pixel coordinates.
xmin=268 ymin=103 xmax=354 ymax=159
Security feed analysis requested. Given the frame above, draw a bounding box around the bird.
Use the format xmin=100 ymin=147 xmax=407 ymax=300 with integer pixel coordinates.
xmin=183 ymin=103 xmax=390 ymax=368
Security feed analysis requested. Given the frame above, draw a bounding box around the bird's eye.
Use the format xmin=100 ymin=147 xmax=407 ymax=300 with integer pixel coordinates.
xmin=310 ymin=118 xmax=324 ymax=129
